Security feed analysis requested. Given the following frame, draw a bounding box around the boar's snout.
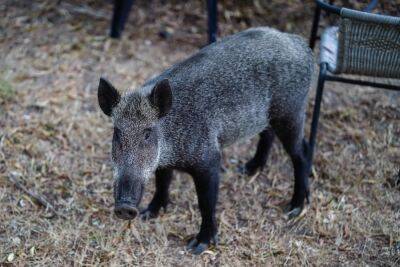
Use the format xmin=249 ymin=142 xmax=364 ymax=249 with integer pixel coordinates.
xmin=115 ymin=203 xmax=139 ymax=220
xmin=113 ymin=173 xmax=144 ymax=220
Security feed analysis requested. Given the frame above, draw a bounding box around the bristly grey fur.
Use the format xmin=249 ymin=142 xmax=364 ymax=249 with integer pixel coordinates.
xmin=112 ymin=27 xmax=315 ymax=170
xmin=101 ymin=27 xmax=316 ymax=249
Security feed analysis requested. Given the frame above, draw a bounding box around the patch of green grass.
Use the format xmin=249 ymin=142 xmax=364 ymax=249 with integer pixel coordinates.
xmin=0 ymin=78 xmax=15 ymax=102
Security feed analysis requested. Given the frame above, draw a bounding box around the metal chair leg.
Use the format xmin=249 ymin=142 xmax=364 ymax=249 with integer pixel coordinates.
xmin=110 ymin=0 xmax=135 ymax=38
xmin=309 ymin=5 xmax=321 ymax=49
xmin=308 ymin=63 xmax=327 ymax=171
xmin=207 ymin=0 xmax=218 ymax=43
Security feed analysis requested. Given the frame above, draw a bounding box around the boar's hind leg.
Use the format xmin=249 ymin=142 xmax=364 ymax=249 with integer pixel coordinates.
xmin=186 ymin=152 xmax=220 ymax=255
xmin=272 ymin=117 xmax=310 ymax=219
xmin=140 ymin=168 xmax=173 ymax=220
xmin=244 ymin=127 xmax=275 ymax=177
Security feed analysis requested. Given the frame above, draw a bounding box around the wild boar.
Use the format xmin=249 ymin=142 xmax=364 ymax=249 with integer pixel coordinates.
xmin=98 ymin=27 xmax=315 ymax=254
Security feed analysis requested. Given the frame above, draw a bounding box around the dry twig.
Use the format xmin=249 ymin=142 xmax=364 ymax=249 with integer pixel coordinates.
xmin=8 ymin=173 xmax=67 ymax=219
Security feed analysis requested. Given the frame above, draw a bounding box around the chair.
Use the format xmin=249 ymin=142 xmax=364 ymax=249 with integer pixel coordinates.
xmin=307 ymin=0 xmax=400 ymax=171
xmin=110 ymin=0 xmax=218 ymax=43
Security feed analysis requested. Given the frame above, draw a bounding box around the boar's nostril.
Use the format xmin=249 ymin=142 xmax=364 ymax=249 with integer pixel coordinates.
xmin=114 ymin=204 xmax=138 ymax=220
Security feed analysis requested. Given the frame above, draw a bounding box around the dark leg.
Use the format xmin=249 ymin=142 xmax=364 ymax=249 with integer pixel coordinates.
xmin=287 ymin=139 xmax=310 ymax=216
xmin=308 ymin=63 xmax=327 ymax=170
xmin=110 ymin=0 xmax=135 ymax=38
xmin=140 ymin=168 xmax=173 ymax=220
xmin=207 ymin=0 xmax=218 ymax=43
xmin=186 ymin=153 xmax=220 ymax=254
xmin=244 ymin=127 xmax=275 ymax=177
xmin=272 ymin=118 xmax=310 ymax=218
xmin=273 ymin=63 xmax=327 ymax=218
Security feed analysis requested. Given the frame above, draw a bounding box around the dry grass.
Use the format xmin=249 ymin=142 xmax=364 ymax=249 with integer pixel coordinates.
xmin=0 ymin=0 xmax=399 ymax=265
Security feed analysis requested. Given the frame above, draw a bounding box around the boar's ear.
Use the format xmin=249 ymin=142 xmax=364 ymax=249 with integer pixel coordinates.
xmin=149 ymin=79 xmax=172 ymax=118
xmin=98 ymin=78 xmax=120 ymax=116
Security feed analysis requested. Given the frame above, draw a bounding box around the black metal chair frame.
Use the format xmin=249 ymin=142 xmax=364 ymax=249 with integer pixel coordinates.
xmin=110 ymin=0 xmax=218 ymax=44
xmin=307 ymin=0 xmax=400 ymax=170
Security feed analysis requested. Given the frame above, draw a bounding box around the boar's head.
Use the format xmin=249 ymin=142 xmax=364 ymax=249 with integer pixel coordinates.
xmin=98 ymin=78 xmax=172 ymax=220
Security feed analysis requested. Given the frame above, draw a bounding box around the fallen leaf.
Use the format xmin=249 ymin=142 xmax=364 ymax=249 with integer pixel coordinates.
xmin=7 ymin=253 xmax=15 ymax=262
xmin=30 ymin=246 xmax=35 ymax=256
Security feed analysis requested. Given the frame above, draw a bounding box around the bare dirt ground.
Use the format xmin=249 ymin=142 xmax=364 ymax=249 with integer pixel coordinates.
xmin=0 ymin=0 xmax=399 ymax=265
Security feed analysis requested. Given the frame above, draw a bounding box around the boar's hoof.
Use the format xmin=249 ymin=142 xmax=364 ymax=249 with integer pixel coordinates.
xmin=188 ymin=242 xmax=208 ymax=255
xmin=284 ymin=204 xmax=306 ymax=220
xmin=239 ymin=160 xmax=262 ymax=178
xmin=140 ymin=208 xmax=159 ymax=221
xmin=286 ymin=207 xmax=302 ymax=220
xmin=186 ymin=235 xmax=217 ymax=255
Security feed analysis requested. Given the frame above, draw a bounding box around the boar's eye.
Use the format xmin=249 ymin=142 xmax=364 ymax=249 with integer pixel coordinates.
xmin=144 ymin=128 xmax=152 ymax=141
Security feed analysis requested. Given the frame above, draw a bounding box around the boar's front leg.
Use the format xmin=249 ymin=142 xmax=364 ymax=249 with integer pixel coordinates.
xmin=140 ymin=168 xmax=173 ymax=220
xmin=186 ymin=153 xmax=220 ymax=255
